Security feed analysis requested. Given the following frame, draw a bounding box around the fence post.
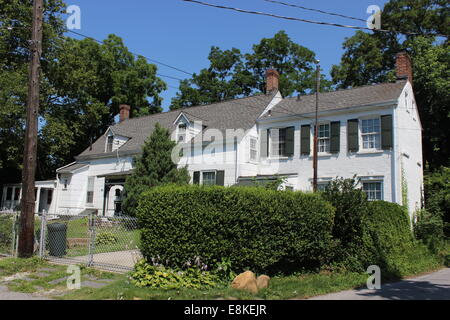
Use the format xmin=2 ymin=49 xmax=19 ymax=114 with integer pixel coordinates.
xmin=13 ymin=213 xmax=19 ymax=258
xmin=39 ymin=210 xmax=47 ymax=258
xmin=88 ymin=213 xmax=96 ymax=267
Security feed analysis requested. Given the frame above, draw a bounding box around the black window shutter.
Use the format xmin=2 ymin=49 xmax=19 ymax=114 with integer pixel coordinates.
xmin=216 ymin=170 xmax=225 ymax=186
xmin=285 ymin=127 xmax=295 ymax=157
xmin=193 ymin=171 xmax=200 ymax=185
xmin=260 ymin=129 xmax=269 ymax=158
xmin=347 ymin=119 xmax=359 ymax=152
xmin=330 ymin=121 xmax=341 ymax=153
xmin=300 ymin=125 xmax=311 ymax=155
xmin=381 ymin=115 xmax=393 ymax=150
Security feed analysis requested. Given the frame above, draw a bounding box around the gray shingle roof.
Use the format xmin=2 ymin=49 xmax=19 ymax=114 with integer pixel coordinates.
xmin=56 ymin=162 xmax=88 ymax=173
xmin=75 ymin=81 xmax=407 ymax=161
xmin=261 ymin=80 xmax=407 ymax=119
xmin=76 ymin=94 xmax=274 ymax=160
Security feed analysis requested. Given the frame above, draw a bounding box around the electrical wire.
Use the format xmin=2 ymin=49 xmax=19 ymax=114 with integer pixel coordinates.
xmin=262 ymin=0 xmax=366 ymax=23
xmin=182 ymin=0 xmax=448 ymax=38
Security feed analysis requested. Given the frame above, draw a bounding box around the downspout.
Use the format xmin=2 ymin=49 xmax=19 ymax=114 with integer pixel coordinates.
xmin=235 ymin=137 xmax=239 ymax=184
xmin=391 ymin=106 xmax=398 ymax=204
xmin=53 ymin=173 xmax=60 ymax=215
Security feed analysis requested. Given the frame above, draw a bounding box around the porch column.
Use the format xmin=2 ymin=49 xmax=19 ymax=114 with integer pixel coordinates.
xmin=11 ymin=186 xmax=16 ymax=210
xmin=35 ymin=187 xmax=41 ymax=214
xmin=1 ymin=186 xmax=6 ymax=209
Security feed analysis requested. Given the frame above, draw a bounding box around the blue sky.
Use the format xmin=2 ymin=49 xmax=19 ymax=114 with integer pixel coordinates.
xmin=66 ymin=0 xmax=389 ymax=111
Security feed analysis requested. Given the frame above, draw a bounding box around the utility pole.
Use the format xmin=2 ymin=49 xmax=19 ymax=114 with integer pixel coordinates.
xmin=18 ymin=0 xmax=43 ymax=258
xmin=312 ymin=61 xmax=320 ymax=192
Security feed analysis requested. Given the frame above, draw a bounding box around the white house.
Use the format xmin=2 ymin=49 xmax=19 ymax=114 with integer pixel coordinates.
xmin=1 ymin=52 xmax=423 ymax=219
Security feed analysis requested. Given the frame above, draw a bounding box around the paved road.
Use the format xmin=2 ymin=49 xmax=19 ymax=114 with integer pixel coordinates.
xmin=308 ymin=268 xmax=450 ymax=300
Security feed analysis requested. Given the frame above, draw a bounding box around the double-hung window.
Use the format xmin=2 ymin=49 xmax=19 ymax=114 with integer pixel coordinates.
xmin=86 ymin=177 xmax=95 ymax=204
xmin=318 ymin=124 xmax=330 ymax=153
xmin=250 ymin=137 xmax=258 ymax=161
xmin=361 ymin=118 xmax=381 ymax=150
xmin=106 ymin=135 xmax=114 ymax=153
xmin=178 ymin=123 xmax=187 ymax=142
xmin=270 ymin=128 xmax=286 ymax=157
xmin=362 ymin=181 xmax=383 ymax=201
xmin=202 ymin=172 xmax=216 ymax=186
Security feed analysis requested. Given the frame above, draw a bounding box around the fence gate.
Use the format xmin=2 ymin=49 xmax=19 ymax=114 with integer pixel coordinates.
xmin=40 ymin=211 xmax=141 ymax=272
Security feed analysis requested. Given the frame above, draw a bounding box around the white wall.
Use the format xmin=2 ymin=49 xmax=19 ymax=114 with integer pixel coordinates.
xmin=395 ymin=81 xmax=424 ymax=218
xmin=257 ymin=106 xmax=396 ymax=202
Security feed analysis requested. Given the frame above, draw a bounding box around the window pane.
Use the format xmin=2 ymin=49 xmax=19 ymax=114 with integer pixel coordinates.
xmin=363 ymin=182 xmax=382 ymax=201
xmin=202 ymin=172 xmax=216 ymax=186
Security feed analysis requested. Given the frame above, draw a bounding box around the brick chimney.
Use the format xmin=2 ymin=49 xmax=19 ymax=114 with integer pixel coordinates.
xmin=119 ymin=104 xmax=131 ymax=122
xmin=266 ymin=69 xmax=280 ymax=94
xmin=396 ymin=51 xmax=413 ymax=84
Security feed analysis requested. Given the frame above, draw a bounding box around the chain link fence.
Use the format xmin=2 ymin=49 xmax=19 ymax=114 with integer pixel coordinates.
xmin=41 ymin=212 xmax=142 ymax=272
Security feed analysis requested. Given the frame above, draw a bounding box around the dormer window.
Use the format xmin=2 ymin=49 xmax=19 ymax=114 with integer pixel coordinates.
xmin=178 ymin=123 xmax=187 ymax=142
xmin=106 ymin=135 xmax=114 ymax=153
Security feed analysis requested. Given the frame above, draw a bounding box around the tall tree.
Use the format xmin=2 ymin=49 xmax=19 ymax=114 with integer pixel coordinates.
xmin=0 ymin=0 xmax=66 ymax=183
xmin=40 ymin=34 xmax=167 ymax=177
xmin=331 ymin=0 xmax=449 ymax=168
xmin=122 ymin=123 xmax=190 ymax=216
xmin=170 ymin=31 xmax=330 ymax=110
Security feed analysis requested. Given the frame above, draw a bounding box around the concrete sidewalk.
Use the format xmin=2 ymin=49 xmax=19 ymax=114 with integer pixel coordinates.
xmin=308 ymin=268 xmax=450 ymax=300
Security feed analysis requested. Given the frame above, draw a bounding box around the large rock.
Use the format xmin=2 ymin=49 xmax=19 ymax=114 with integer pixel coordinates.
xmin=231 ymin=271 xmax=258 ymax=294
xmin=256 ymin=275 xmax=270 ymax=290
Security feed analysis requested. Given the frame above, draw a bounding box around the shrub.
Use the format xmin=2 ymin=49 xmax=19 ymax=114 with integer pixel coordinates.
xmin=0 ymin=215 xmax=15 ymax=253
xmin=95 ymin=232 xmax=118 ymax=246
xmin=136 ymin=185 xmax=335 ymax=274
xmin=131 ymin=259 xmax=219 ymax=289
xmin=366 ymin=201 xmax=439 ymax=278
xmin=414 ymin=209 xmax=444 ymax=253
xmin=321 ymin=177 xmax=373 ymax=270
xmin=424 ymin=166 xmax=449 ymax=237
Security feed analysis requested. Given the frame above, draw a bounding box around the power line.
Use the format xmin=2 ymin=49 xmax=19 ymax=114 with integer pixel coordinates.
xmin=66 ymin=30 xmax=193 ymax=76
xmin=182 ymin=0 xmax=448 ymax=38
xmin=263 ymin=0 xmax=366 ymax=23
xmin=0 ymin=24 xmax=194 ymax=77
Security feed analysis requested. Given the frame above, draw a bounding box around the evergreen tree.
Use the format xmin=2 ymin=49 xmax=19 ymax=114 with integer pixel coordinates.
xmin=122 ymin=123 xmax=190 ymax=216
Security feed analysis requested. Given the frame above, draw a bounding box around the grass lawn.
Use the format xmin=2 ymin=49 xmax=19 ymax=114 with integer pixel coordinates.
xmin=59 ymin=271 xmax=369 ymax=300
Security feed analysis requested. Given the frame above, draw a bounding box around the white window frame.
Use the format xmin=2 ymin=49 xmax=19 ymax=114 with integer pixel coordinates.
xmin=269 ymin=127 xmax=288 ymax=158
xmin=362 ymin=180 xmax=384 ymax=201
xmin=106 ymin=134 xmax=114 ymax=153
xmin=360 ymin=117 xmax=381 ymax=151
xmin=317 ymin=122 xmax=331 ymax=154
xmin=249 ymin=136 xmax=258 ymax=162
xmin=201 ymin=171 xmax=217 ymax=186
xmin=86 ymin=177 xmax=95 ymax=205
xmin=177 ymin=123 xmax=187 ymax=143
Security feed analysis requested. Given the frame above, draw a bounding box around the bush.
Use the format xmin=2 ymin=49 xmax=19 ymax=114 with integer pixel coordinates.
xmin=321 ymin=177 xmax=373 ymax=271
xmin=414 ymin=209 xmax=445 ymax=253
xmin=366 ymin=201 xmax=439 ymax=278
xmin=131 ymin=259 xmax=219 ymax=289
xmin=424 ymin=166 xmax=449 ymax=237
xmin=95 ymin=232 xmax=118 ymax=246
xmin=136 ymin=185 xmax=335 ymax=274
xmin=0 ymin=215 xmax=15 ymax=254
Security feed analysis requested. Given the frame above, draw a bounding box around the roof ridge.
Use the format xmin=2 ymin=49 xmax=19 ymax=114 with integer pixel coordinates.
xmin=284 ymin=80 xmax=406 ymax=101
xmin=112 ymin=92 xmax=271 ymax=128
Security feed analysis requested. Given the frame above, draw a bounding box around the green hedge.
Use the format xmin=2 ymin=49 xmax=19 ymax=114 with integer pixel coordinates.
xmin=136 ymin=185 xmax=335 ymax=274
xmin=365 ymin=201 xmax=439 ymax=278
